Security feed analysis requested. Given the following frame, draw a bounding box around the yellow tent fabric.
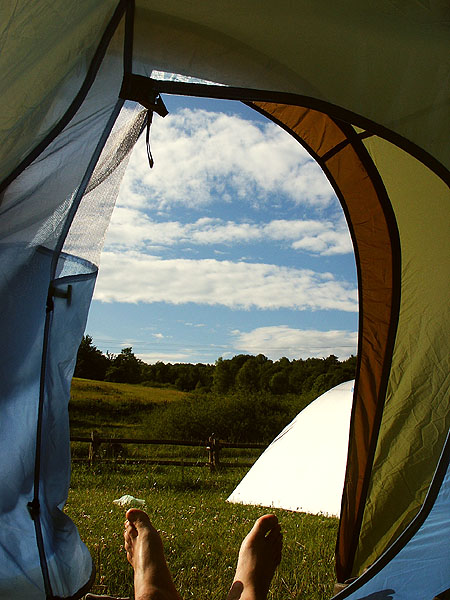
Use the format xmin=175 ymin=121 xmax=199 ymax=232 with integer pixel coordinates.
xmin=352 ymin=137 xmax=450 ymax=575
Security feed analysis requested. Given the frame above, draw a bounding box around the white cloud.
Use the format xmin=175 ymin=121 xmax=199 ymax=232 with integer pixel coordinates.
xmin=94 ymin=250 xmax=357 ymax=312
xmin=118 ymin=108 xmax=335 ymax=211
xmin=137 ymin=351 xmax=194 ymax=364
xmin=232 ymin=326 xmax=358 ymax=360
xmin=105 ymin=209 xmax=352 ymax=256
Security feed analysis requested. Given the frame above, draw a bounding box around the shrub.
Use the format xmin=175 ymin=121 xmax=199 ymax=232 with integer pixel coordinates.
xmin=150 ymin=390 xmax=313 ymax=444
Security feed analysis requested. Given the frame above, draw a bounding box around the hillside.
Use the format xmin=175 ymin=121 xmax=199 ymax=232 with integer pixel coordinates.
xmin=69 ymin=377 xmax=187 ymax=438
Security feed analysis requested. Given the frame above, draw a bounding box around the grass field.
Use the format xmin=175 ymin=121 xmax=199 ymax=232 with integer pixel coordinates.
xmin=67 ymin=463 xmax=338 ymax=600
xmin=68 ymin=378 xmax=339 ymax=599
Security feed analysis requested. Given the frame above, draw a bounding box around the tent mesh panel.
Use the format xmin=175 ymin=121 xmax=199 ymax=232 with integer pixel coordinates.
xmin=62 ymin=103 xmax=147 ymax=268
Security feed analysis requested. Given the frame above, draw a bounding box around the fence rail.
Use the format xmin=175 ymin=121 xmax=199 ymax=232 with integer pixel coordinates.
xmin=70 ymin=432 xmax=266 ymax=470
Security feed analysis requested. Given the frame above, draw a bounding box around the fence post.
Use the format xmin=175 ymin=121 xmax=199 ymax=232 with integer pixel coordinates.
xmin=88 ymin=431 xmax=100 ymax=466
xmin=207 ymin=435 xmax=221 ymax=471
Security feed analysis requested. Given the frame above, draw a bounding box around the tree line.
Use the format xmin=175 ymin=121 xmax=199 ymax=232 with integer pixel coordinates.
xmin=75 ymin=334 xmax=357 ymax=397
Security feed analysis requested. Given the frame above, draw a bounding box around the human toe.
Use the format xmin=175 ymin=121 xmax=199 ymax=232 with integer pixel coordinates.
xmin=265 ymin=522 xmax=282 ymax=542
xmin=125 ymin=508 xmax=153 ymax=530
xmin=254 ymin=514 xmax=279 ymax=537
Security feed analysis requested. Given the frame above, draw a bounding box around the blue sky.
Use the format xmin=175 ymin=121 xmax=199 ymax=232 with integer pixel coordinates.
xmin=86 ymin=95 xmax=358 ymax=364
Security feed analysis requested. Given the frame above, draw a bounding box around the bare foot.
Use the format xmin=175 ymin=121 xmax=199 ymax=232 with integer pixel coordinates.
xmin=227 ymin=514 xmax=282 ymax=600
xmin=124 ymin=509 xmax=181 ymax=600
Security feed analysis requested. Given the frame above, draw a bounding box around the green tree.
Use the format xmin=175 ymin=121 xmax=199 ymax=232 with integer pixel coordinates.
xmin=311 ymin=372 xmax=331 ymax=396
xmin=236 ymin=356 xmax=262 ymax=392
xmin=269 ymin=370 xmax=289 ymax=395
xmin=105 ymin=347 xmax=143 ymax=384
xmin=289 ymin=359 xmax=307 ymax=393
xmin=212 ymin=357 xmax=234 ymax=393
xmin=341 ymin=355 xmax=357 ymax=379
xmin=74 ymin=334 xmax=109 ymax=381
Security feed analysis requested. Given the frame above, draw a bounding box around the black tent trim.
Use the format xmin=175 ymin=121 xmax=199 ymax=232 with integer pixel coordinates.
xmin=119 ymin=73 xmax=450 ymax=187
xmin=320 ymin=131 xmax=374 ymax=163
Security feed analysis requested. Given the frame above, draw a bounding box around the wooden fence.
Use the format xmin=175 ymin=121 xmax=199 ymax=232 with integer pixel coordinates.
xmin=70 ymin=432 xmax=266 ymax=470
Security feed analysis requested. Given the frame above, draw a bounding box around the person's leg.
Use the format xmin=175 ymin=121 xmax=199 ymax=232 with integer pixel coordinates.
xmin=124 ymin=508 xmax=181 ymax=600
xmin=227 ymin=514 xmax=282 ymax=600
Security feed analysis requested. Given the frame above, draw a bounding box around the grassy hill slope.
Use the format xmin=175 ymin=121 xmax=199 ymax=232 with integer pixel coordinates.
xmin=70 ymin=377 xmax=187 ymax=438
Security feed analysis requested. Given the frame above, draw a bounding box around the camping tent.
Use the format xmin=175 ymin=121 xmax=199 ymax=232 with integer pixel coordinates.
xmin=0 ymin=1 xmax=448 ymax=598
xmin=227 ymin=380 xmax=355 ymax=517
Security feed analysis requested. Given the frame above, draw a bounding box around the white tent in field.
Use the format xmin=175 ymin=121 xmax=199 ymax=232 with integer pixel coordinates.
xmin=228 ymin=380 xmax=355 ymax=517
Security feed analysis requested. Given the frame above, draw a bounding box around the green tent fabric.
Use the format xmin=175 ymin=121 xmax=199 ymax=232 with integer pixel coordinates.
xmin=0 ymin=0 xmax=449 ymax=594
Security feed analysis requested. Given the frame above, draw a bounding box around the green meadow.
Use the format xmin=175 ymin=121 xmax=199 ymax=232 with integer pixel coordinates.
xmin=68 ymin=379 xmax=339 ymax=599
xmin=70 ymin=378 xmax=188 ymax=438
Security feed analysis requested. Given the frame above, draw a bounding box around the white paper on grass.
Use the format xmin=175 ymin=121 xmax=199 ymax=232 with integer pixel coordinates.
xmin=227 ymin=380 xmax=355 ymax=517
xmin=113 ymin=495 xmax=146 ymax=508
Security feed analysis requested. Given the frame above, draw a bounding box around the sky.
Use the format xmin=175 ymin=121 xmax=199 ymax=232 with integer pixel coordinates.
xmin=86 ymin=94 xmax=358 ymax=365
